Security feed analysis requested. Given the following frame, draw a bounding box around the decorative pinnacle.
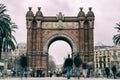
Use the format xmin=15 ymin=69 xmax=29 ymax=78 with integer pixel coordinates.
xmin=89 ymin=7 xmax=92 ymax=11
xmin=38 ymin=7 xmax=41 ymax=11
xmin=80 ymin=7 xmax=83 ymax=11
xmin=28 ymin=7 xmax=32 ymax=11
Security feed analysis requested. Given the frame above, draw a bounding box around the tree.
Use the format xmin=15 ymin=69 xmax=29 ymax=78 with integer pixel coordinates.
xmin=0 ymin=4 xmax=17 ymax=60
xmin=48 ymin=56 xmax=56 ymax=72
xmin=18 ymin=54 xmax=27 ymax=77
xmin=2 ymin=23 xmax=17 ymax=52
xmin=19 ymin=55 xmax=27 ymax=69
xmin=113 ymin=22 xmax=120 ymax=45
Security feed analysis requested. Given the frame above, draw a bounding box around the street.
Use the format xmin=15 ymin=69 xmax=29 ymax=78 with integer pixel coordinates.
xmin=0 ymin=77 xmax=120 ymax=80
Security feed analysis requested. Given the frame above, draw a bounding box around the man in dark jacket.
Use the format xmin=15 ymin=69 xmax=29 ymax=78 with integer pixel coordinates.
xmin=74 ymin=53 xmax=82 ymax=79
xmin=112 ymin=65 xmax=117 ymax=79
xmin=105 ymin=67 xmax=110 ymax=78
xmin=63 ymin=54 xmax=73 ymax=79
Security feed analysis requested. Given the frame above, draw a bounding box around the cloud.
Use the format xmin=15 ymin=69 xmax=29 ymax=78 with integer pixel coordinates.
xmin=1 ymin=0 xmax=120 ymax=45
xmin=2 ymin=0 xmax=120 ymax=65
xmin=93 ymin=0 xmax=120 ymax=45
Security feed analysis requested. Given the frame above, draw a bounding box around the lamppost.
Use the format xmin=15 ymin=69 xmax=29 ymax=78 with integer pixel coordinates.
xmin=4 ymin=56 xmax=8 ymax=77
xmin=4 ymin=45 xmax=9 ymax=77
xmin=15 ymin=53 xmax=17 ymax=77
xmin=14 ymin=46 xmax=18 ymax=77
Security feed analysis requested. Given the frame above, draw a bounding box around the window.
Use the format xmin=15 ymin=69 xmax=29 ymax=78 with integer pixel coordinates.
xmin=103 ymin=56 xmax=106 ymax=62
xmin=100 ymin=63 xmax=102 ymax=69
xmin=108 ymin=58 xmax=110 ymax=62
xmin=104 ymin=63 xmax=106 ymax=68
xmin=99 ymin=56 xmax=102 ymax=69
xmin=108 ymin=63 xmax=110 ymax=68
xmin=112 ymin=52 xmax=117 ymax=60
xmin=96 ymin=64 xmax=98 ymax=68
xmin=99 ymin=56 xmax=102 ymax=61
xmin=96 ymin=59 xmax=98 ymax=63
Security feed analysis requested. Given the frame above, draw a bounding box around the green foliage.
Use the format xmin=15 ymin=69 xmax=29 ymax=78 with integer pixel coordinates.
xmin=19 ymin=55 xmax=27 ymax=68
xmin=48 ymin=56 xmax=56 ymax=72
xmin=113 ymin=22 xmax=120 ymax=45
xmin=0 ymin=3 xmax=17 ymax=60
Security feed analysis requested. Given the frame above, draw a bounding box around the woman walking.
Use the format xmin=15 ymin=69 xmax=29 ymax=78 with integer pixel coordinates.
xmin=82 ymin=61 xmax=87 ymax=78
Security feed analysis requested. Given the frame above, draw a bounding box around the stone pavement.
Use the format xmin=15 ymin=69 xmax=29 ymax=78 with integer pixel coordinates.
xmin=0 ymin=77 xmax=120 ymax=80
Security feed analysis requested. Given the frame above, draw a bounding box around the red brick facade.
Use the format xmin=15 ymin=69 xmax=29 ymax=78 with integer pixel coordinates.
xmin=26 ymin=7 xmax=95 ymax=76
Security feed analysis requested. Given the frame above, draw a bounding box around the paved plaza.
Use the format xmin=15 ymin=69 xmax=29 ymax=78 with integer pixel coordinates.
xmin=0 ymin=77 xmax=120 ymax=80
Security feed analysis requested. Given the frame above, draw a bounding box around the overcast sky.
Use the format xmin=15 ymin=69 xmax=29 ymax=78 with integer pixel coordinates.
xmin=1 ymin=0 xmax=120 ymax=65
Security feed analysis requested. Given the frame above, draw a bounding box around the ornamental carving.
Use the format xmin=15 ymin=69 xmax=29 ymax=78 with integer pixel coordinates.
xmin=42 ymin=22 xmax=79 ymax=29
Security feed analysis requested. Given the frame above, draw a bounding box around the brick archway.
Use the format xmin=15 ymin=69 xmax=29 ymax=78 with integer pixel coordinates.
xmin=26 ymin=7 xmax=95 ymax=76
xmin=43 ymin=33 xmax=78 ymax=53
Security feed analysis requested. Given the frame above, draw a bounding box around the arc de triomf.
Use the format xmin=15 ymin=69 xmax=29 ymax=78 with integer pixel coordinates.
xmin=26 ymin=7 xmax=95 ymax=76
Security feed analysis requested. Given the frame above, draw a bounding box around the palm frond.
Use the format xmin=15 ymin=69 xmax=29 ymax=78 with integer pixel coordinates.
xmin=116 ymin=23 xmax=120 ymax=27
xmin=113 ymin=34 xmax=120 ymax=45
xmin=0 ymin=4 xmax=18 ymax=59
xmin=0 ymin=4 xmax=7 ymax=14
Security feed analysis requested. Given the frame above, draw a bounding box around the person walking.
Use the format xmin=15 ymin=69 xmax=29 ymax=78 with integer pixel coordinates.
xmin=37 ymin=69 xmax=39 ymax=77
xmin=87 ymin=60 xmax=93 ymax=77
xmin=50 ymin=71 xmax=53 ymax=77
xmin=63 ymin=54 xmax=73 ymax=79
xmin=74 ymin=53 xmax=82 ymax=79
xmin=82 ymin=61 xmax=87 ymax=78
xmin=39 ymin=68 xmax=43 ymax=77
xmin=105 ymin=67 xmax=110 ymax=78
xmin=112 ymin=65 xmax=117 ymax=79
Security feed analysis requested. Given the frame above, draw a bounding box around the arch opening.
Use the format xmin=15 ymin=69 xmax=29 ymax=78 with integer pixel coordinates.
xmin=48 ymin=40 xmax=72 ymax=65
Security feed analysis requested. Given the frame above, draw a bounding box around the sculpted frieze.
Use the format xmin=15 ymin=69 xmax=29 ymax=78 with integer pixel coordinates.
xmin=42 ymin=22 xmax=79 ymax=29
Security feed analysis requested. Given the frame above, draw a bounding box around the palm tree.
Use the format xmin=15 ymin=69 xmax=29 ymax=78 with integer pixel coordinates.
xmin=113 ymin=22 xmax=120 ymax=45
xmin=2 ymin=23 xmax=17 ymax=52
xmin=0 ymin=4 xmax=17 ymax=60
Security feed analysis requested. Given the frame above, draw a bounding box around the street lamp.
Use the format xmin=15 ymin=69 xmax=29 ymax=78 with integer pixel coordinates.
xmin=15 ymin=53 xmax=17 ymax=77
xmin=3 ymin=45 xmax=8 ymax=77
xmin=4 ymin=57 xmax=8 ymax=77
xmin=14 ymin=46 xmax=18 ymax=77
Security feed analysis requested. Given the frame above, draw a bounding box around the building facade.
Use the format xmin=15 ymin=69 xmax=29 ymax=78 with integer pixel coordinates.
xmin=94 ymin=46 xmax=120 ymax=76
xmin=11 ymin=43 xmax=27 ymax=72
xmin=0 ymin=43 xmax=27 ymax=74
xmin=26 ymin=7 xmax=95 ymax=76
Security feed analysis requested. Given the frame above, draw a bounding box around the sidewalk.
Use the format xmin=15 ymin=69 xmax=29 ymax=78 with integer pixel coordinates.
xmin=0 ymin=77 xmax=120 ymax=80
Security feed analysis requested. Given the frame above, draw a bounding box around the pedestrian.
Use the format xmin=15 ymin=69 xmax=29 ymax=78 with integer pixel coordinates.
xmin=87 ymin=60 xmax=93 ymax=77
xmin=50 ymin=71 xmax=53 ymax=77
xmin=63 ymin=54 xmax=73 ymax=79
xmin=39 ymin=68 xmax=43 ymax=77
xmin=105 ymin=67 xmax=110 ymax=78
xmin=112 ymin=65 xmax=117 ymax=79
xmin=74 ymin=53 xmax=82 ymax=79
xmin=82 ymin=61 xmax=87 ymax=78
xmin=37 ymin=69 xmax=39 ymax=77
xmin=42 ymin=71 xmax=45 ymax=77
